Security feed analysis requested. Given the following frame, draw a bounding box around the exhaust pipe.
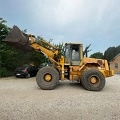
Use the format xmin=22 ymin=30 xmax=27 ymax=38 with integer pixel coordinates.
xmin=2 ymin=25 xmax=32 ymax=52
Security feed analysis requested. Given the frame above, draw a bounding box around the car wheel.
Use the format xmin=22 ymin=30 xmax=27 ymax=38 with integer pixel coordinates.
xmin=26 ymin=73 xmax=31 ymax=78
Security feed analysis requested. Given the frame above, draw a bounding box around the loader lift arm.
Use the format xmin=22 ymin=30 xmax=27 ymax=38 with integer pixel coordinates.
xmin=2 ymin=25 xmax=61 ymax=65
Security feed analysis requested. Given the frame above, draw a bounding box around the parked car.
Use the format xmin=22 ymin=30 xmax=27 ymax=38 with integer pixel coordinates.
xmin=15 ymin=65 xmax=39 ymax=78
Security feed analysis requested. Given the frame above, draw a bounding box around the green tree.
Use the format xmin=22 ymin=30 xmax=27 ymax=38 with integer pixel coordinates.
xmin=55 ymin=42 xmax=65 ymax=56
xmin=0 ymin=18 xmax=12 ymax=77
xmin=104 ymin=46 xmax=120 ymax=62
xmin=27 ymin=51 xmax=45 ymax=66
xmin=0 ymin=18 xmax=11 ymax=40
xmin=0 ymin=18 xmax=41 ymax=77
xmin=90 ymin=52 xmax=103 ymax=59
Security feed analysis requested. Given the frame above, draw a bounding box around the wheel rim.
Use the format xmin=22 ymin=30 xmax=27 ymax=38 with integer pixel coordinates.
xmin=89 ymin=76 xmax=100 ymax=85
xmin=44 ymin=74 xmax=52 ymax=82
xmin=26 ymin=73 xmax=30 ymax=78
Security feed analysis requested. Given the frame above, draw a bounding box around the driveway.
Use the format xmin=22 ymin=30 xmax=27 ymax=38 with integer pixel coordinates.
xmin=0 ymin=75 xmax=120 ymax=120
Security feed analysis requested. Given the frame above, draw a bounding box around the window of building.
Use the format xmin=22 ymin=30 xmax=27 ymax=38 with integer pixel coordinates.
xmin=114 ymin=63 xmax=118 ymax=69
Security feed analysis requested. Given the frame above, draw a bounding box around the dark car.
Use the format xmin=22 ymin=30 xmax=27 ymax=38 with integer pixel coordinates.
xmin=15 ymin=65 xmax=39 ymax=78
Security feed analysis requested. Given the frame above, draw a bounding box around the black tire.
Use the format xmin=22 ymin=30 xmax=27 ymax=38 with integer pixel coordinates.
xmin=36 ymin=66 xmax=59 ymax=90
xmin=26 ymin=73 xmax=30 ymax=78
xmin=81 ymin=69 xmax=105 ymax=91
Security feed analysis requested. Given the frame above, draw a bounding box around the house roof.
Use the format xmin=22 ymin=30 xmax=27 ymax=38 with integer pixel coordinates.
xmin=110 ymin=53 xmax=120 ymax=62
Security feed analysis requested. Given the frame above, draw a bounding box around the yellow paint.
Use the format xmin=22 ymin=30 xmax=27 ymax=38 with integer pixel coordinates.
xmin=44 ymin=74 xmax=52 ymax=82
xmin=90 ymin=77 xmax=98 ymax=84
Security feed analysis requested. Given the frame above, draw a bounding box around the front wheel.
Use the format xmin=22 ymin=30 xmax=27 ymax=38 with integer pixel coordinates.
xmin=36 ymin=66 xmax=59 ymax=90
xmin=81 ymin=69 xmax=105 ymax=91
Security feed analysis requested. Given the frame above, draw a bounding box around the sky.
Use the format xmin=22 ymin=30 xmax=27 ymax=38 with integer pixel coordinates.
xmin=0 ymin=0 xmax=120 ymax=55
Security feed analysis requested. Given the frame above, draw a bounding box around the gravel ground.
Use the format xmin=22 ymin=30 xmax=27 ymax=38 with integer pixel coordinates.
xmin=0 ymin=75 xmax=120 ymax=120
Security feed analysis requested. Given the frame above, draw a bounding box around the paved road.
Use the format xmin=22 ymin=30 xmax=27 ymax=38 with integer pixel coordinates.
xmin=0 ymin=75 xmax=120 ymax=120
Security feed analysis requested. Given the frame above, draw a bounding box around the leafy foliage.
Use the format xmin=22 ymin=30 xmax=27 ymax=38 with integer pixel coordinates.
xmin=90 ymin=52 xmax=104 ymax=59
xmin=55 ymin=42 xmax=65 ymax=56
xmin=0 ymin=18 xmax=44 ymax=77
xmin=104 ymin=45 xmax=120 ymax=62
xmin=0 ymin=18 xmax=11 ymax=40
xmin=90 ymin=46 xmax=120 ymax=62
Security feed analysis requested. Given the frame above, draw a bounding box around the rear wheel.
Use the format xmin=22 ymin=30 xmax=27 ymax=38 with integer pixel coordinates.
xmin=81 ymin=69 xmax=105 ymax=91
xmin=26 ymin=73 xmax=30 ymax=78
xmin=36 ymin=66 xmax=59 ymax=90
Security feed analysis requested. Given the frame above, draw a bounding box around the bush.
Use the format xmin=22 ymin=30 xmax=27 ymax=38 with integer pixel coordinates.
xmin=0 ymin=67 xmax=13 ymax=78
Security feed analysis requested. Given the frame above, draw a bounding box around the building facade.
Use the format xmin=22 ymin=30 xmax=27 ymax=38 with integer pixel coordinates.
xmin=110 ymin=53 xmax=120 ymax=74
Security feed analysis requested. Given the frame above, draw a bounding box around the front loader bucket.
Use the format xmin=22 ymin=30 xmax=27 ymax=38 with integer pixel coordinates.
xmin=2 ymin=25 xmax=32 ymax=52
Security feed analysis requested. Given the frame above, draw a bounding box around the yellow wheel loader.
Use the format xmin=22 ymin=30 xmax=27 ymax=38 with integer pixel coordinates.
xmin=3 ymin=26 xmax=114 ymax=91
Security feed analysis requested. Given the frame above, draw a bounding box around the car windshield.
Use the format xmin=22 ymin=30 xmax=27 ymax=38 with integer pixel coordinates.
xmin=16 ymin=65 xmax=30 ymax=70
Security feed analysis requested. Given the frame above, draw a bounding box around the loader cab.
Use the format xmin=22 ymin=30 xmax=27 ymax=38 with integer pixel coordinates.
xmin=64 ymin=43 xmax=83 ymax=65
